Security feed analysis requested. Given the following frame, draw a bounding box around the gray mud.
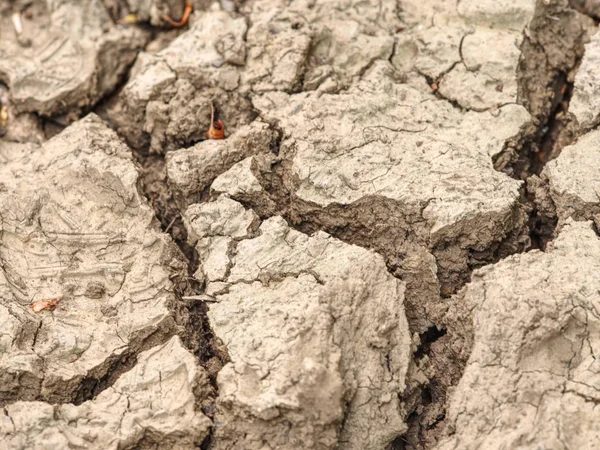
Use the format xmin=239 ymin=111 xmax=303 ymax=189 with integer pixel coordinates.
xmin=1 ymin=1 xmax=600 ymax=449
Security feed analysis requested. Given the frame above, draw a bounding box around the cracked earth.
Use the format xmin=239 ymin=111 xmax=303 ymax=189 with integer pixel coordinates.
xmin=1 ymin=0 xmax=600 ymax=449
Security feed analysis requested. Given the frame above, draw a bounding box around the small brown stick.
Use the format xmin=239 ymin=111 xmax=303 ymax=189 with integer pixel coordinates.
xmin=164 ymin=216 xmax=177 ymax=233
xmin=206 ymin=101 xmax=225 ymax=140
xmin=182 ymin=294 xmax=217 ymax=303
xmin=161 ymin=2 xmax=193 ymax=28
xmin=30 ymin=296 xmax=64 ymax=313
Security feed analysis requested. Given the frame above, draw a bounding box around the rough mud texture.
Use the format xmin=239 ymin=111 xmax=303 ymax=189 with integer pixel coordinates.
xmin=3 ymin=0 xmax=600 ymax=448
xmin=184 ymin=197 xmax=411 ymax=450
xmin=0 ymin=0 xmax=148 ymax=117
xmin=239 ymin=61 xmax=531 ymax=317
xmin=437 ymin=220 xmax=600 ymax=450
xmin=105 ymin=4 xmax=254 ymax=153
xmin=570 ymin=29 xmax=600 ymax=131
xmin=541 ymin=128 xmax=600 ymax=222
xmin=2 ymin=336 xmax=211 ymax=449
xmin=397 ymin=0 xmax=536 ymax=111
xmin=252 ymin=66 xmax=527 ymax=246
xmin=241 ymin=0 xmax=399 ymax=93
xmin=0 ymin=115 xmax=187 ymax=405
xmin=107 ymin=0 xmax=402 ymax=154
xmin=166 ymin=121 xmax=276 ymax=210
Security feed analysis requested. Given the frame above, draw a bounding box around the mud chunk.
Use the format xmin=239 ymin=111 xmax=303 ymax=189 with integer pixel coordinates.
xmin=543 ymin=128 xmax=600 ymax=222
xmin=394 ymin=0 xmax=535 ymax=109
xmin=166 ymin=121 xmax=275 ymax=209
xmin=184 ymin=196 xmax=258 ymax=245
xmin=211 ymin=155 xmax=281 ymax=215
xmin=109 ymin=0 xmax=400 ymax=152
xmin=0 ymin=114 xmax=185 ymax=404
xmin=184 ymin=197 xmax=411 ymax=449
xmin=241 ymin=1 xmax=312 ymax=93
xmin=184 ymin=196 xmax=259 ymax=284
xmin=242 ymin=0 xmax=398 ymax=92
xmin=439 ymin=1 xmax=536 ymax=110
xmin=406 ymin=26 xmax=465 ymax=82
xmin=438 ymin=28 xmax=524 ymax=109
xmin=570 ymin=31 xmax=600 ymax=130
xmin=0 ymin=1 xmax=148 ymax=117
xmin=211 ymin=156 xmax=265 ymax=197
xmin=437 ymin=220 xmax=600 ymax=450
xmin=106 ymin=7 xmax=252 ymax=152
xmin=252 ymin=62 xmax=527 ymax=256
xmin=1 ymin=336 xmax=211 ymax=450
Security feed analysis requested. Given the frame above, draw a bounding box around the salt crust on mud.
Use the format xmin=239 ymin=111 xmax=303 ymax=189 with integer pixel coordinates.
xmin=437 ymin=220 xmax=600 ymax=450
xmin=1 ymin=336 xmax=211 ymax=450
xmin=184 ymin=196 xmax=411 ymax=450
xmin=0 ymin=115 xmax=185 ymax=404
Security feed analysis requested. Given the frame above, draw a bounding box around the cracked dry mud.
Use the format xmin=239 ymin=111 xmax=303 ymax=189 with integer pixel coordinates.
xmin=2 ymin=0 xmax=600 ymax=449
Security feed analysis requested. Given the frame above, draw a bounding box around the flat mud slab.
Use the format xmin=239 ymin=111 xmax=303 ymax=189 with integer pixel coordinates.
xmin=1 ymin=0 xmax=600 ymax=449
xmin=2 ymin=336 xmax=211 ymax=449
xmin=0 ymin=115 xmax=187 ymax=405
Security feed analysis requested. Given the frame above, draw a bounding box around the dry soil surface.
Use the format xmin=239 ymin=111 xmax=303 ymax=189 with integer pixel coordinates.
xmin=1 ymin=0 xmax=600 ymax=449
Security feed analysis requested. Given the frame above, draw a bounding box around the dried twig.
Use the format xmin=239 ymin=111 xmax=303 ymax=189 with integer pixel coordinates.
xmin=206 ymin=101 xmax=225 ymax=140
xmin=181 ymin=294 xmax=218 ymax=303
xmin=161 ymin=2 xmax=193 ymax=28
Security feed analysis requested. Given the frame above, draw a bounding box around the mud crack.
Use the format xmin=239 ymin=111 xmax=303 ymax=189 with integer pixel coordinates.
xmin=497 ymin=0 xmax=596 ymax=179
xmin=492 ymin=0 xmax=598 ymax=253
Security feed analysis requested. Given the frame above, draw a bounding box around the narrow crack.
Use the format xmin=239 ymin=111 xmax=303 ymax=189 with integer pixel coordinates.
xmin=70 ymin=351 xmax=138 ymax=405
xmin=494 ymin=0 xmax=597 ymax=253
xmin=387 ymin=3 xmax=597 ymax=448
xmin=135 ymin=153 xmax=226 ymax=365
xmin=125 ymin=142 xmax=227 ymax=447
